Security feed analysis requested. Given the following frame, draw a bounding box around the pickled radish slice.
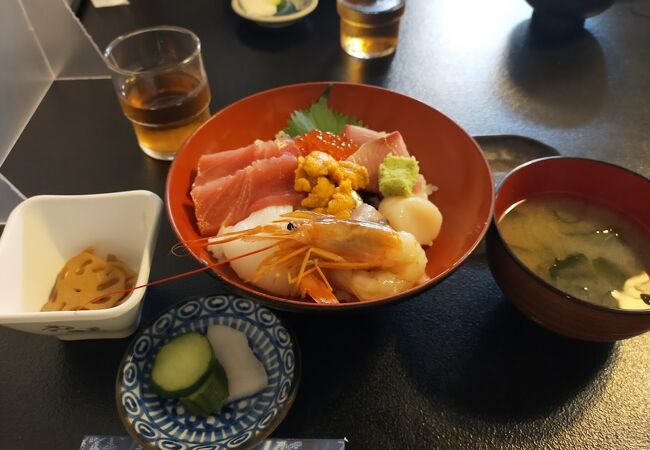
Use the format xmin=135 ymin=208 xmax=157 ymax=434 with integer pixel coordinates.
xmin=207 ymin=325 xmax=268 ymax=402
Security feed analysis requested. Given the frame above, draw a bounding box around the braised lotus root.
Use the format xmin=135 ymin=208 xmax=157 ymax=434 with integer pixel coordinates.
xmin=42 ymin=248 xmax=136 ymax=311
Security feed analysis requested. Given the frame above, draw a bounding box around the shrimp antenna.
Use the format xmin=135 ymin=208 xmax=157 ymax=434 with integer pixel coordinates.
xmin=171 ymin=237 xmax=214 ymax=256
xmin=81 ymin=242 xmax=281 ymax=308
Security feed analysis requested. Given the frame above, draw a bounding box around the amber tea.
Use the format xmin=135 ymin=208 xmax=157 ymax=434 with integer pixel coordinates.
xmin=105 ymin=27 xmax=210 ymax=160
xmin=337 ymin=0 xmax=405 ymax=59
xmin=119 ymin=72 xmax=210 ymax=160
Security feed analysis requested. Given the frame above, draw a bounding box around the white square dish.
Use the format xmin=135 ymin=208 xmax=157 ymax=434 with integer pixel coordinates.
xmin=0 ymin=190 xmax=163 ymax=340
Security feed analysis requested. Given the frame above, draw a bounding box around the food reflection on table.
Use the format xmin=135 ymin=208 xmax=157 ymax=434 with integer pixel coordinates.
xmin=188 ymin=88 xmax=443 ymax=304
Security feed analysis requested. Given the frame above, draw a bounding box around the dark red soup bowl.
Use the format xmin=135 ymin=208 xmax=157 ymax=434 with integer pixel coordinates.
xmin=486 ymin=157 xmax=650 ymax=341
xmin=167 ymin=82 xmax=494 ymax=311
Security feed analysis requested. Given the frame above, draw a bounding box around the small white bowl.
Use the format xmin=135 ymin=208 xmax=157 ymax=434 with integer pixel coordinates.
xmin=0 ymin=191 xmax=163 ymax=340
xmin=231 ymin=0 xmax=319 ymax=28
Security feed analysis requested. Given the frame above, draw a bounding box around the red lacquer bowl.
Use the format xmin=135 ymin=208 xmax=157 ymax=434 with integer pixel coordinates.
xmin=486 ymin=157 xmax=650 ymax=341
xmin=167 ymin=82 xmax=494 ymax=311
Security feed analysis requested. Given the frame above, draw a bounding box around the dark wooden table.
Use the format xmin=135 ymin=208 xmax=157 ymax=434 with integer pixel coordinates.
xmin=1 ymin=0 xmax=649 ymax=449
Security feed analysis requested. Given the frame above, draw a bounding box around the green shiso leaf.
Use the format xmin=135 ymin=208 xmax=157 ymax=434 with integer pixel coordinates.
xmin=284 ymin=85 xmax=363 ymax=137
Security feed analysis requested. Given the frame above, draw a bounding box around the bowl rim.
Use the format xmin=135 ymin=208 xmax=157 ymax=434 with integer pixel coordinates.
xmin=166 ymin=80 xmax=495 ymax=310
xmin=0 ymin=190 xmax=163 ymax=322
xmin=231 ymin=0 xmax=319 ymax=24
xmin=492 ymin=155 xmax=650 ymax=316
xmin=114 ymin=293 xmax=302 ymax=450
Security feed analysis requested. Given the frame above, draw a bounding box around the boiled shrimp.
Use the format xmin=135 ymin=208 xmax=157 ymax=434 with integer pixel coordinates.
xmin=80 ymin=211 xmax=428 ymax=307
xmin=208 ymin=211 xmax=428 ymax=303
xmin=328 ymin=230 xmax=427 ymax=300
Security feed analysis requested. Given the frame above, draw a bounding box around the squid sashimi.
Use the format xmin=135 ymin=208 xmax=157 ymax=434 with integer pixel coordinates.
xmin=191 ymin=154 xmax=303 ymax=236
xmin=208 ymin=205 xmax=294 ymax=297
xmin=193 ymin=138 xmax=300 ymax=188
xmin=346 ymin=131 xmax=409 ymax=192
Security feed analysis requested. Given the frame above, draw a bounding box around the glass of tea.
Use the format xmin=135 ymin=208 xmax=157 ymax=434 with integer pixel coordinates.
xmin=337 ymin=0 xmax=405 ymax=59
xmin=104 ymin=26 xmax=211 ymax=161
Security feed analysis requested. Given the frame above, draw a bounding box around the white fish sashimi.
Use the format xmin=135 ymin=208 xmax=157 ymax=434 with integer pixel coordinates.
xmin=207 ymin=325 xmax=268 ymax=402
xmin=208 ymin=205 xmax=293 ymax=297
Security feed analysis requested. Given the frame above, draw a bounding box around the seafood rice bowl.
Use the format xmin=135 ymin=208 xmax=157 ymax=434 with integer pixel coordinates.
xmin=167 ymin=82 xmax=494 ymax=310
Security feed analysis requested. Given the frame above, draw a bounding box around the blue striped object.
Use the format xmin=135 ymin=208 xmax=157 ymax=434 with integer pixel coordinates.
xmin=116 ymin=295 xmax=299 ymax=449
xmin=80 ymin=436 xmax=346 ymax=450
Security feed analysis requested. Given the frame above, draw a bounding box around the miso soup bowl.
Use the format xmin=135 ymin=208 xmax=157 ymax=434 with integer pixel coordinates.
xmin=0 ymin=191 xmax=163 ymax=340
xmin=486 ymin=157 xmax=650 ymax=342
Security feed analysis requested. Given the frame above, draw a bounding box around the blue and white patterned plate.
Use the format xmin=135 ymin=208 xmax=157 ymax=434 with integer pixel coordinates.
xmin=116 ymin=295 xmax=300 ymax=450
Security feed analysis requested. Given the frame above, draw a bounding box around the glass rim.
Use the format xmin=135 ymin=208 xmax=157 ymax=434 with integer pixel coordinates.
xmin=103 ymin=25 xmax=202 ymax=76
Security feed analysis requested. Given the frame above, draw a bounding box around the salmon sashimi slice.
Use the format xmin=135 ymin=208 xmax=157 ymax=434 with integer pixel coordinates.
xmin=346 ymin=131 xmax=410 ymax=192
xmin=342 ymin=124 xmax=386 ymax=147
xmin=191 ymin=154 xmax=303 ymax=236
xmin=193 ymin=138 xmax=300 ymax=188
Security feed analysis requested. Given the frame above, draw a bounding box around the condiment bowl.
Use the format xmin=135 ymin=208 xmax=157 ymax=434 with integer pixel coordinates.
xmin=486 ymin=157 xmax=650 ymax=341
xmin=231 ymin=0 xmax=319 ymax=28
xmin=0 ymin=191 xmax=163 ymax=340
xmin=167 ymin=82 xmax=495 ymax=311
xmin=116 ymin=294 xmax=299 ymax=449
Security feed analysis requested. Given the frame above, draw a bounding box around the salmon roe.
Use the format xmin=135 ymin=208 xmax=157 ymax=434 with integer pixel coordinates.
xmin=295 ymin=130 xmax=359 ymax=160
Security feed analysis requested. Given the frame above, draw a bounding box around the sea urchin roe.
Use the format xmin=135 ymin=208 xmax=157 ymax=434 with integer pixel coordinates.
xmin=295 ymin=129 xmax=359 ymax=160
xmin=294 ymin=150 xmax=368 ymax=218
xmin=42 ymin=248 xmax=136 ymax=311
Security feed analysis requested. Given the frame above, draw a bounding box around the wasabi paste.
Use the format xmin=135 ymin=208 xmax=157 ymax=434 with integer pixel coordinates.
xmin=378 ymin=154 xmax=420 ymax=197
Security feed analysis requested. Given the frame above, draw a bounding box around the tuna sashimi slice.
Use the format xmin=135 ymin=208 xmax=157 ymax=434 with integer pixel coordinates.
xmin=193 ymin=138 xmax=300 ymax=188
xmin=191 ymin=154 xmax=303 ymax=236
xmin=346 ymin=131 xmax=410 ymax=192
xmin=342 ymin=124 xmax=386 ymax=147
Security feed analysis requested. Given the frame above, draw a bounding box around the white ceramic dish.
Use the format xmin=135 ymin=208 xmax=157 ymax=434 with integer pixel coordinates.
xmin=231 ymin=0 xmax=318 ymax=28
xmin=0 ymin=190 xmax=163 ymax=340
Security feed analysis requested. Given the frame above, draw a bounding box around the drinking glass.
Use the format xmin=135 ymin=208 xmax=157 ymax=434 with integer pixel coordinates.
xmin=104 ymin=26 xmax=211 ymax=161
xmin=337 ymin=0 xmax=406 ymax=59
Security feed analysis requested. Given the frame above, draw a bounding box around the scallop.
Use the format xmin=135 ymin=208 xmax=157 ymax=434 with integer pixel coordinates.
xmin=378 ymin=196 xmax=443 ymax=245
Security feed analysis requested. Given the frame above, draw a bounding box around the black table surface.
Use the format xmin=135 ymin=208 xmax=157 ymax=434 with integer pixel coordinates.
xmin=1 ymin=0 xmax=649 ymax=449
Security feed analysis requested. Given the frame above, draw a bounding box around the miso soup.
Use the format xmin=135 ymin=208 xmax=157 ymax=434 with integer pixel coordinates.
xmin=498 ymin=194 xmax=650 ymax=310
